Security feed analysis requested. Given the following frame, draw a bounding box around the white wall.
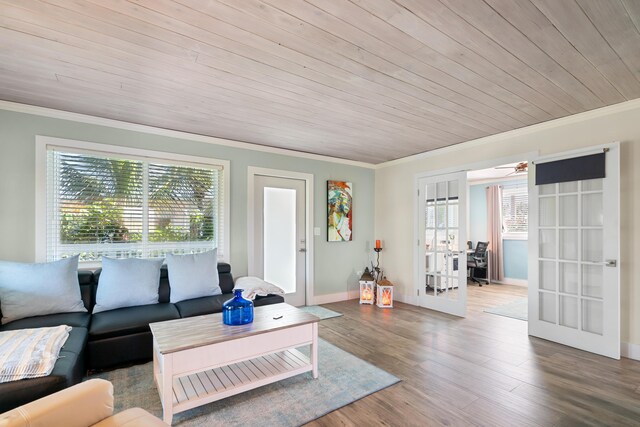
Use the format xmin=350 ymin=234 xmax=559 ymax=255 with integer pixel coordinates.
xmin=375 ymin=100 xmax=640 ymax=347
xmin=0 ymin=106 xmax=375 ymax=300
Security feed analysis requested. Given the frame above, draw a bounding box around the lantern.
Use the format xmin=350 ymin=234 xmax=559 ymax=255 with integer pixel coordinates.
xmin=359 ymin=268 xmax=375 ymax=304
xmin=376 ymin=277 xmax=394 ymax=308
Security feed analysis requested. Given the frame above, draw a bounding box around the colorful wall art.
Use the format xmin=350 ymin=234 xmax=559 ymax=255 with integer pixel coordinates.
xmin=327 ymin=180 xmax=352 ymax=241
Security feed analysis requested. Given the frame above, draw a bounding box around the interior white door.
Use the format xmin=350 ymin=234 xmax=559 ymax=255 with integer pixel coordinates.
xmin=417 ymin=172 xmax=467 ymax=317
xmin=254 ymin=175 xmax=306 ymax=307
xmin=528 ymin=146 xmax=620 ymax=358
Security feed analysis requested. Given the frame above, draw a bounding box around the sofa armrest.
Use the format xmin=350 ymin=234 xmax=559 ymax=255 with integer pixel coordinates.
xmin=0 ymin=379 xmax=114 ymax=427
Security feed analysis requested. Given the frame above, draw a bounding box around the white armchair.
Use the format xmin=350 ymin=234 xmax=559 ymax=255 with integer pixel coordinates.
xmin=0 ymin=379 xmax=168 ymax=427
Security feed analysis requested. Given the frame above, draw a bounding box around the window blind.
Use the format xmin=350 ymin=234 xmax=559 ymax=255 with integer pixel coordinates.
xmin=501 ymin=184 xmax=528 ymax=234
xmin=46 ymin=148 xmax=223 ymax=262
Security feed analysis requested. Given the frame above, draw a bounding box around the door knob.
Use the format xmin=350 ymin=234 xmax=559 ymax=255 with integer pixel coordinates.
xmin=604 ymin=259 xmax=617 ymax=267
xmin=299 ymin=248 xmax=307 ymax=252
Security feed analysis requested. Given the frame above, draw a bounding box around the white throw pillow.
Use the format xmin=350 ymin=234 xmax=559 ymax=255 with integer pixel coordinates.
xmin=234 ymin=276 xmax=285 ymax=301
xmin=166 ymin=249 xmax=221 ymax=303
xmin=0 ymin=256 xmax=86 ymax=325
xmin=93 ymin=257 xmax=163 ymax=313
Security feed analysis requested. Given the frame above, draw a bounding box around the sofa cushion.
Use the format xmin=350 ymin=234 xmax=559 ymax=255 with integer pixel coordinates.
xmin=167 ymin=250 xmax=221 ymax=303
xmin=59 ymin=326 xmax=88 ymax=355
xmin=90 ymin=304 xmax=179 ymax=340
xmin=158 ymin=267 xmax=170 ymax=304
xmin=0 ymin=312 xmax=91 ymax=331
xmin=218 ymin=263 xmax=234 ymax=294
xmin=0 ymin=327 xmax=87 ymax=412
xmin=253 ymin=294 xmax=286 ymax=307
xmin=78 ymin=270 xmax=94 ymax=310
xmin=0 ymin=256 xmax=87 ymax=325
xmin=174 ymin=294 xmax=230 ymax=318
xmin=87 ymin=332 xmax=154 ymax=370
xmin=93 ymin=257 xmax=163 ymax=314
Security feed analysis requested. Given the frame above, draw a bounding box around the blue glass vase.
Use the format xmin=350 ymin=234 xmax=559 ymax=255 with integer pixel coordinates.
xmin=222 ymin=289 xmax=254 ymax=325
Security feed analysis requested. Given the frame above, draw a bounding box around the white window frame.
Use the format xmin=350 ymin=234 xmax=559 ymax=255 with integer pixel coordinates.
xmin=35 ymin=136 xmax=230 ymax=265
xmin=501 ymin=184 xmax=528 ymax=240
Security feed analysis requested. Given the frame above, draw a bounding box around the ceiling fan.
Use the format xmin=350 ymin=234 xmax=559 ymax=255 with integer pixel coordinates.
xmin=494 ymin=162 xmax=528 ymax=176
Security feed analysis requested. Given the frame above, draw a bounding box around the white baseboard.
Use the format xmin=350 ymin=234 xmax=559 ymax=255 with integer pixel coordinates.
xmin=312 ymin=290 xmax=420 ymax=306
xmin=393 ymin=293 xmax=418 ymax=306
xmin=491 ymin=278 xmax=528 ymax=287
xmin=621 ymin=342 xmax=640 ymax=361
xmin=311 ymin=291 xmax=357 ymax=305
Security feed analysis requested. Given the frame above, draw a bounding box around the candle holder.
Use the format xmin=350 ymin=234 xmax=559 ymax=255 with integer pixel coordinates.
xmin=372 ymin=245 xmax=383 ymax=284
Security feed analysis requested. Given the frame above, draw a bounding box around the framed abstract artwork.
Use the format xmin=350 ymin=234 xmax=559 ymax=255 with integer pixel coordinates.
xmin=327 ymin=180 xmax=352 ymax=241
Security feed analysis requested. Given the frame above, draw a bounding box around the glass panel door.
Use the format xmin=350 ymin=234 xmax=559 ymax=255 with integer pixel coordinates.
xmin=253 ymin=175 xmax=306 ymax=307
xmin=263 ymin=187 xmax=296 ymax=293
xmin=418 ymin=172 xmax=467 ymax=317
xmin=529 ymin=146 xmax=619 ymax=359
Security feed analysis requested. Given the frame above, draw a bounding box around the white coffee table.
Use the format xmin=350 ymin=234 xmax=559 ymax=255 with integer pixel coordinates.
xmin=149 ymin=303 xmax=319 ymax=424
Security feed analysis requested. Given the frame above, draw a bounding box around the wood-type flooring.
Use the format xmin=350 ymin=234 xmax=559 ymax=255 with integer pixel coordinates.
xmin=307 ymin=283 xmax=640 ymax=427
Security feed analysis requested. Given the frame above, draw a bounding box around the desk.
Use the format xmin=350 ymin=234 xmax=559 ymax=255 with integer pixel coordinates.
xmin=425 ymin=251 xmax=461 ymax=293
xmin=425 ymin=249 xmax=491 ymax=293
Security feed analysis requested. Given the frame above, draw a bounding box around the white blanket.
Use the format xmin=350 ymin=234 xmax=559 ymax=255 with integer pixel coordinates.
xmin=234 ymin=276 xmax=285 ymax=300
xmin=0 ymin=325 xmax=71 ymax=383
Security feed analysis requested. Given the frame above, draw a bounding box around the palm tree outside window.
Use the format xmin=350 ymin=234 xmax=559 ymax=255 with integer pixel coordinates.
xmin=47 ymin=148 xmax=223 ymax=262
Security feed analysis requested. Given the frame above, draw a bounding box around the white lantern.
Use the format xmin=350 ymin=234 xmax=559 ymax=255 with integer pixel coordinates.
xmin=376 ymin=277 xmax=394 ymax=308
xmin=359 ymin=268 xmax=375 ymax=305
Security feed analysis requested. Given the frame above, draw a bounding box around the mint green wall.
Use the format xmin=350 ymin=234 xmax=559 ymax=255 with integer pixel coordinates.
xmin=468 ymin=180 xmax=528 ymax=281
xmin=0 ymin=109 xmax=375 ymax=297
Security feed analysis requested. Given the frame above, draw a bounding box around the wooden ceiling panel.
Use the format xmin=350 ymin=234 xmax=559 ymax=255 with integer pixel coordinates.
xmin=484 ymin=0 xmax=625 ymax=105
xmin=1 ymin=0 xmax=639 ymax=163
xmin=351 ymin=0 xmax=572 ymax=117
xmin=531 ymin=0 xmax=640 ymax=99
xmin=304 ymin=0 xmax=543 ymax=124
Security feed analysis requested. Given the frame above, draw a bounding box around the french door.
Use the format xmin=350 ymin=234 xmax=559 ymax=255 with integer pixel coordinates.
xmin=528 ymin=145 xmax=620 ymax=358
xmin=417 ymin=172 xmax=467 ymax=317
xmin=252 ymin=175 xmax=306 ymax=307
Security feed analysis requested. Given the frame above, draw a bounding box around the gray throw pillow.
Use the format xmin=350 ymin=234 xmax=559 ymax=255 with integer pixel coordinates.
xmin=93 ymin=257 xmax=163 ymax=313
xmin=167 ymin=249 xmax=221 ymax=303
xmin=0 ymin=256 xmax=87 ymax=325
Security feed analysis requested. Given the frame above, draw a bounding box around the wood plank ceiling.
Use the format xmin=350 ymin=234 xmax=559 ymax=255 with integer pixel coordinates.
xmin=1 ymin=1 xmax=639 ymax=164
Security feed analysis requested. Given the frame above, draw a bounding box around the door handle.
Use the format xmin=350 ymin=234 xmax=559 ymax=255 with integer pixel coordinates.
xmin=299 ymin=248 xmax=306 ymax=253
xmin=604 ymin=259 xmax=617 ymax=267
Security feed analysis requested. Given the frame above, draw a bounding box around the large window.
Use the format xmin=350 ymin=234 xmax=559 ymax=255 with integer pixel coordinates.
xmin=38 ymin=138 xmax=228 ymax=263
xmin=501 ymin=183 xmax=528 ymax=239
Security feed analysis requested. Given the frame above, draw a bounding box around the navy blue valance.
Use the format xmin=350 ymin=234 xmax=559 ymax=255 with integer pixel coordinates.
xmin=535 ymin=152 xmax=605 ymax=186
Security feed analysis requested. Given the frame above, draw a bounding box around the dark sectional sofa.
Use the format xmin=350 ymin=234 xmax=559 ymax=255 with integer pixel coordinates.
xmin=0 ymin=263 xmax=284 ymax=412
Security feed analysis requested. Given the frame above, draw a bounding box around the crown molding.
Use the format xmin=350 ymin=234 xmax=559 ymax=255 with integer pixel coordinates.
xmin=376 ymin=98 xmax=640 ymax=169
xmin=0 ymin=100 xmax=376 ymax=169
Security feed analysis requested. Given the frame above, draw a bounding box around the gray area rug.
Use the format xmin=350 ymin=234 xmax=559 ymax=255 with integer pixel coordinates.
xmin=298 ymin=305 xmax=343 ymax=320
xmin=484 ymin=297 xmax=528 ymax=321
xmin=89 ymin=339 xmax=398 ymax=426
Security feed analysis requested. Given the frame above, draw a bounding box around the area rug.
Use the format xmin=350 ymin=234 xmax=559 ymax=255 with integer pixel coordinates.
xmin=89 ymin=339 xmax=398 ymax=426
xmin=484 ymin=297 xmax=528 ymax=321
xmin=298 ymin=305 xmax=343 ymax=320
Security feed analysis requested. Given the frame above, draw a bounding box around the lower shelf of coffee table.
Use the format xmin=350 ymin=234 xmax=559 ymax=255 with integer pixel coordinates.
xmin=169 ymin=348 xmax=311 ymax=410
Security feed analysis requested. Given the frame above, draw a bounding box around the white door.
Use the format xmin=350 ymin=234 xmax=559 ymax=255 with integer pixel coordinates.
xmin=417 ymin=172 xmax=467 ymax=317
xmin=253 ymin=175 xmax=306 ymax=306
xmin=528 ymin=145 xmax=620 ymax=358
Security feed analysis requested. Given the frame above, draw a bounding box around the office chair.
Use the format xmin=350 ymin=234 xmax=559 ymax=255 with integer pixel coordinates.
xmin=468 ymin=241 xmax=489 ymax=286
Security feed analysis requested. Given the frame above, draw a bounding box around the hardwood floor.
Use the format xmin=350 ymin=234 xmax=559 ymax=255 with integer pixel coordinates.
xmin=307 ymin=284 xmax=640 ymax=426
